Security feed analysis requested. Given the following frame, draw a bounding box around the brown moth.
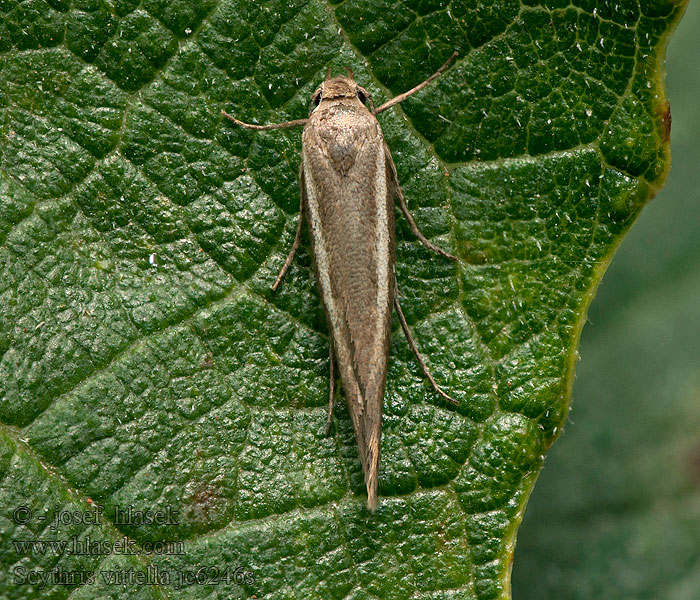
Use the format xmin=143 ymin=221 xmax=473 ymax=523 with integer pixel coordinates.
xmin=223 ymin=53 xmax=458 ymax=510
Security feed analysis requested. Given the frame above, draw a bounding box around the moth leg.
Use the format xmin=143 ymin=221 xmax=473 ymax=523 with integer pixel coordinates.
xmin=325 ymin=342 xmax=336 ymax=434
xmin=385 ymin=144 xmax=457 ymax=261
xmin=394 ymin=291 xmax=458 ymax=405
xmin=395 ymin=182 xmax=457 ymax=261
xmin=271 ymin=209 xmax=304 ymax=292
xmin=221 ymin=110 xmax=307 ymax=130
xmin=272 ymin=164 xmax=307 ymax=292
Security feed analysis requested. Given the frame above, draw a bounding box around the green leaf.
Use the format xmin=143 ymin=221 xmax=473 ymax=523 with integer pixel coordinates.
xmin=0 ymin=1 xmax=686 ymax=599
xmin=514 ymin=1 xmax=700 ymax=595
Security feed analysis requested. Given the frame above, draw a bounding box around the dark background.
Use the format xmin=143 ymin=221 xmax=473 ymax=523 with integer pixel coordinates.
xmin=512 ymin=1 xmax=700 ymax=598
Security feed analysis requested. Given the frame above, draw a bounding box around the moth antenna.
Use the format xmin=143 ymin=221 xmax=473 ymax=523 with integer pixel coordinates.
xmin=374 ymin=50 xmax=459 ymax=115
xmin=221 ymin=110 xmax=307 ymax=130
xmin=345 ymin=67 xmax=354 ymax=80
xmin=325 ymin=67 xmax=331 ymax=81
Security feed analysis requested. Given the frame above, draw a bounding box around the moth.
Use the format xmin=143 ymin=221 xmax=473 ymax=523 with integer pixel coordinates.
xmin=223 ymin=53 xmax=458 ymax=510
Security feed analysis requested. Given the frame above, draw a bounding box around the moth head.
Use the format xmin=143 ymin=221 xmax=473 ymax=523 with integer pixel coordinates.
xmin=309 ymin=69 xmax=374 ymax=114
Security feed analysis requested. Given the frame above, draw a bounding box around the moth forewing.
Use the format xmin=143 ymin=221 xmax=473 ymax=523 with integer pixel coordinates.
xmin=301 ymin=92 xmax=395 ymax=511
xmin=222 ymin=52 xmax=458 ymax=511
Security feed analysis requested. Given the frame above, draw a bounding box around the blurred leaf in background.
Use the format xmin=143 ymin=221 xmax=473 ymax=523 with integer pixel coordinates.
xmin=513 ymin=0 xmax=700 ymax=597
